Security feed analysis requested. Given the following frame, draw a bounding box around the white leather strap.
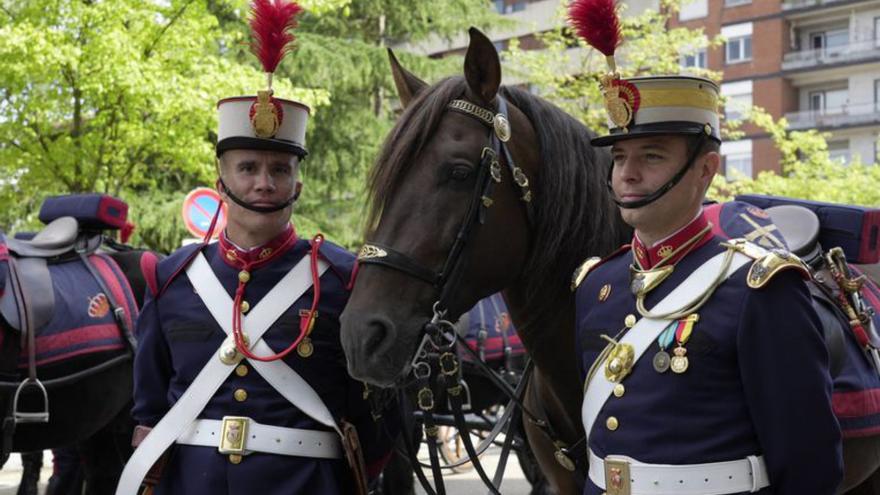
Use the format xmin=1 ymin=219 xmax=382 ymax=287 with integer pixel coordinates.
xmin=116 ymin=252 xmax=326 ymax=495
xmin=588 ymin=449 xmax=770 ymax=494
xmin=188 ymin=253 xmax=337 ymax=431
xmin=582 ymin=250 xmax=750 ymax=442
xmin=178 ymin=418 xmax=342 ymax=459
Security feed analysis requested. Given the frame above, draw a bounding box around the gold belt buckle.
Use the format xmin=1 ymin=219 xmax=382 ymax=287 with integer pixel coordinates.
xmin=218 ymin=416 xmax=249 ymax=455
xmin=604 ymin=457 xmax=632 ymax=495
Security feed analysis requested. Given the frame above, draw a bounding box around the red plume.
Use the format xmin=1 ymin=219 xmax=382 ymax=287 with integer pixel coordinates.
xmin=249 ymin=0 xmax=303 ymax=73
xmin=568 ymin=0 xmax=623 ymax=57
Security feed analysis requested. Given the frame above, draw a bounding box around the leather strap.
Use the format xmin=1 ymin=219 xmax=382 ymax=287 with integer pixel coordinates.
xmin=588 ymin=449 xmax=770 ymax=494
xmin=581 ymin=250 xmax=750 ymax=442
xmin=177 ymin=418 xmax=341 ymax=459
xmin=116 ymin=253 xmax=325 ymax=495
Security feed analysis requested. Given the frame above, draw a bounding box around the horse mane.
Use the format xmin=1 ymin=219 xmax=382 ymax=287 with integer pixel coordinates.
xmin=366 ymin=76 xmax=629 ymax=323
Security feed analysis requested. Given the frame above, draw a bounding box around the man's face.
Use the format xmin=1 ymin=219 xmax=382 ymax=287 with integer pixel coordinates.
xmin=610 ymin=135 xmax=717 ymax=237
xmin=218 ymin=148 xmax=302 ymax=233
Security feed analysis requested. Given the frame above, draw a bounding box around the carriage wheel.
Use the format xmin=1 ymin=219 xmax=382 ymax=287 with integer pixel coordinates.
xmin=436 ymin=426 xmax=475 ymax=474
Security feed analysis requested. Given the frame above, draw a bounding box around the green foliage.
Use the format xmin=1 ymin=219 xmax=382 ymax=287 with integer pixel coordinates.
xmin=0 ymin=0 xmax=497 ymax=252
xmin=709 ymin=108 xmax=880 ymax=206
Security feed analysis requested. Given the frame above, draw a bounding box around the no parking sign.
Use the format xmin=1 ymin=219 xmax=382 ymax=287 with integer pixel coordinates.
xmin=182 ymin=188 xmax=227 ymax=239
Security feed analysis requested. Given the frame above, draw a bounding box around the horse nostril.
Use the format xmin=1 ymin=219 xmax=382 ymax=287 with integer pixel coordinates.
xmin=363 ymin=317 xmax=395 ymax=356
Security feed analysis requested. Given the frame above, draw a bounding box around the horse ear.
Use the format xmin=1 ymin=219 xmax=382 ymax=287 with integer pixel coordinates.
xmin=388 ymin=49 xmax=427 ymax=109
xmin=464 ymin=27 xmax=501 ymax=105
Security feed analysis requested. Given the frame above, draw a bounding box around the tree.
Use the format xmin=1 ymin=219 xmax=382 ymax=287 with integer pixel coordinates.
xmin=709 ymin=108 xmax=880 ymax=206
xmin=0 ymin=0 xmax=500 ymax=252
xmin=0 ymin=0 xmax=327 ymax=241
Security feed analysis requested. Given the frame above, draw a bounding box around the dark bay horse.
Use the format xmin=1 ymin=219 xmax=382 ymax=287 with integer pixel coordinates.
xmin=340 ymin=28 xmax=629 ymax=494
xmin=0 ymin=221 xmax=153 ymax=493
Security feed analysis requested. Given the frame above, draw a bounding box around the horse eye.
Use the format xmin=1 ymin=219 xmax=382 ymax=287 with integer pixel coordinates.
xmin=450 ymin=165 xmax=472 ymax=181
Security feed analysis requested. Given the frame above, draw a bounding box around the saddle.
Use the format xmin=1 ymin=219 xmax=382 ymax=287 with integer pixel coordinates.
xmin=0 ymin=195 xmax=138 ymax=434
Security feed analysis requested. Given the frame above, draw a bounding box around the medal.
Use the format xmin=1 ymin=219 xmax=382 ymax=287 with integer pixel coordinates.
xmin=297 ymin=309 xmax=318 ymax=359
xmin=652 ymin=350 xmax=671 ymax=373
xmin=670 ymin=346 xmax=689 ymax=374
xmin=297 ymin=337 xmax=314 ymax=358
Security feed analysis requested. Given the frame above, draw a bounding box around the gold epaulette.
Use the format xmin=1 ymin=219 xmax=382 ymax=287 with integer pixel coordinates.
xmin=723 ymin=238 xmax=810 ymax=289
xmin=571 ymin=257 xmax=602 ymax=291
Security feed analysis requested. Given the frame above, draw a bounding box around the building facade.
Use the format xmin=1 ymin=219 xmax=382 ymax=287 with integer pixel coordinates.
xmin=402 ymin=0 xmax=880 ymax=178
xmin=672 ymin=0 xmax=880 ymax=177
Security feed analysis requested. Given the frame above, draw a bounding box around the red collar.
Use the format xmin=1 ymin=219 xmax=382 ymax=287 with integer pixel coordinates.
xmin=632 ymin=212 xmax=712 ymax=269
xmin=219 ymin=224 xmax=298 ymax=270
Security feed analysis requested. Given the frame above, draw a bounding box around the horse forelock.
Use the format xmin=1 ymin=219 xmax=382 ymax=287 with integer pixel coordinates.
xmin=366 ymin=77 xmax=468 ymax=236
xmin=365 ymin=78 xmax=627 ymax=325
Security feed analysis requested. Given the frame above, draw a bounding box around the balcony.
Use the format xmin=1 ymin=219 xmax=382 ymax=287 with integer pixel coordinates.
xmin=782 ymin=0 xmax=866 ymax=11
xmin=785 ymin=102 xmax=880 ymax=130
xmin=782 ymin=39 xmax=880 ymax=71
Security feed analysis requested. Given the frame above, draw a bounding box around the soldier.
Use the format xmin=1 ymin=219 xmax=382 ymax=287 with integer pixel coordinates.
xmin=116 ymin=1 xmax=393 ymax=493
xmin=568 ymin=1 xmax=843 ymax=494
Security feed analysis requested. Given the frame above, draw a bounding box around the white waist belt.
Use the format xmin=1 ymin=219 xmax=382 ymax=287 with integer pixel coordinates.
xmin=177 ymin=417 xmax=342 ymax=459
xmin=588 ymin=449 xmax=770 ymax=495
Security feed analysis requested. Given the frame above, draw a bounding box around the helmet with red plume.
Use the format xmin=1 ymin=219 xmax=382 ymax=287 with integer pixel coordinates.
xmin=216 ymin=0 xmax=309 ymax=158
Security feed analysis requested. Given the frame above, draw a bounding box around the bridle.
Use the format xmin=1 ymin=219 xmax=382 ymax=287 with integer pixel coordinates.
xmin=355 ymin=95 xmax=538 ymax=495
xmin=357 ymin=95 xmax=533 ymax=336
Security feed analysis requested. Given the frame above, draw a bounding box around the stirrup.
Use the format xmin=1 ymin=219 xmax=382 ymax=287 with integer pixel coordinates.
xmin=13 ymin=378 xmax=49 ymax=424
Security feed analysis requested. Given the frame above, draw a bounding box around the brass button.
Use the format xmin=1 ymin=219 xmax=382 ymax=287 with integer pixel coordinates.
xmin=624 ymin=314 xmax=637 ymax=328
xmin=234 ymin=388 xmax=248 ymax=402
xmin=606 ymin=416 xmax=619 ymax=431
xmin=240 ymin=300 xmax=250 ymax=313
xmin=228 ymin=454 xmax=242 ymax=464
xmin=235 ymin=364 xmax=249 ymax=377
xmin=613 ymin=384 xmax=625 ymax=397
xmin=238 ymin=270 xmax=250 ymax=283
xmin=226 ymin=250 xmax=237 ymax=261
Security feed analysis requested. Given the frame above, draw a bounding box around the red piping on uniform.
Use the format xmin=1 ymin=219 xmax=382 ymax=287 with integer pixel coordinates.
xmin=233 ymin=234 xmax=323 ymax=362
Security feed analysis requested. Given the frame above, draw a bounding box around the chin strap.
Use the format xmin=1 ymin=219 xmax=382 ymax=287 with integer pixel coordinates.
xmin=607 ymin=134 xmax=708 ymax=210
xmin=218 ymin=177 xmax=299 ymax=214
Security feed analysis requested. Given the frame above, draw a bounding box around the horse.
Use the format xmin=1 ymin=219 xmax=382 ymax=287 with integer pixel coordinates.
xmin=0 ymin=194 xmax=155 ymax=494
xmin=340 ymin=27 xmax=628 ymax=494
xmin=340 ymin=27 xmax=880 ymax=494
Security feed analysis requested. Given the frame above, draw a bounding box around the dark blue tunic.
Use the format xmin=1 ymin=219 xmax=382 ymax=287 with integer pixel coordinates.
xmin=133 ymin=236 xmax=392 ymax=494
xmin=575 ymin=235 xmax=843 ymax=495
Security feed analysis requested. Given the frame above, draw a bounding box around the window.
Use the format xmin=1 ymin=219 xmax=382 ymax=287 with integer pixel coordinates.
xmin=726 ymin=153 xmax=753 ymax=179
xmin=722 ymin=81 xmax=753 ymax=122
xmin=722 ymin=23 xmax=753 ymax=64
xmin=810 ymin=28 xmax=849 ymax=54
xmin=875 ymin=79 xmax=880 ymax=111
xmin=725 ymin=94 xmax=752 ymax=121
xmin=725 ymin=0 xmax=751 ymax=7
xmin=681 ymin=48 xmax=707 ymax=70
xmin=808 ymin=88 xmax=847 ymax=114
xmin=828 ymin=140 xmax=850 ymax=164
xmin=726 ymin=36 xmax=753 ymax=63
xmin=875 ymin=17 xmax=880 ymax=47
xmin=723 ymin=139 xmax=753 ymax=180
xmin=679 ymin=0 xmax=708 ymax=21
